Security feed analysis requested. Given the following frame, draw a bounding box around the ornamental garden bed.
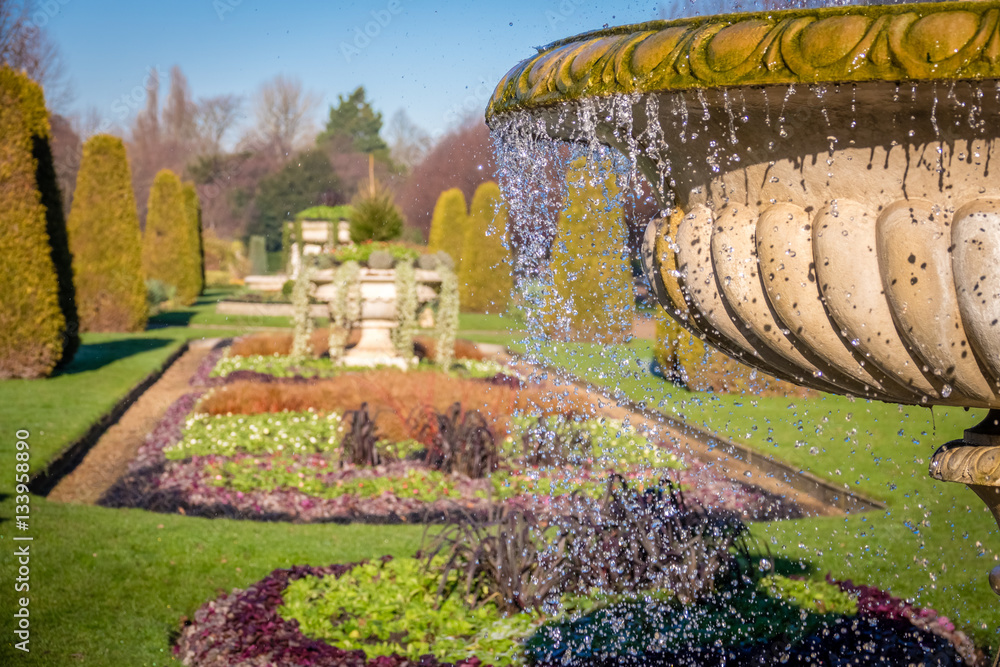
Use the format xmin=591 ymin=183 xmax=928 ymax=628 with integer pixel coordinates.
xmin=173 ymin=478 xmax=984 ymax=667
xmin=101 ymin=336 xmax=800 ymax=523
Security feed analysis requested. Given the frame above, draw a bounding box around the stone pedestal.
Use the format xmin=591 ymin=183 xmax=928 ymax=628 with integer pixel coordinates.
xmin=343 ymin=319 xmax=408 ymax=370
xmin=930 ymin=411 xmax=1000 ymax=596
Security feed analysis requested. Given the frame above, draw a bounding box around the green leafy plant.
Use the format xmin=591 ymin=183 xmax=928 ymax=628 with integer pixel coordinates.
xmin=759 ymin=575 xmax=858 ymax=616
xmin=328 ymin=260 xmax=360 ymax=364
xmin=459 ymin=181 xmax=512 ymax=314
xmin=330 ymin=241 xmax=419 ymax=265
xmin=145 ymin=279 xmax=176 ymax=315
xmin=166 ymin=411 xmax=343 ymax=460
xmin=392 ymin=259 xmax=417 ymax=365
xmin=434 ymin=264 xmax=460 ymax=369
xmin=506 ymin=415 xmax=679 ymax=470
xmin=290 ymin=261 xmax=315 ymax=361
xmin=279 ymin=557 xmax=539 ymax=665
xmin=428 ymin=187 xmax=468 ymax=261
xmin=207 ymin=460 xmax=472 ymax=502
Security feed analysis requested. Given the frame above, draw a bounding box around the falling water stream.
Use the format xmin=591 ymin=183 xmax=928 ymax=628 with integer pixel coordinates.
xmin=485 ymin=1 xmax=1000 ymax=663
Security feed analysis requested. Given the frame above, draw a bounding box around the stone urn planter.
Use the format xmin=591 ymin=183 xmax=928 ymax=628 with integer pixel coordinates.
xmin=487 ymin=0 xmax=1000 ymax=606
xmin=312 ymin=267 xmax=440 ymax=368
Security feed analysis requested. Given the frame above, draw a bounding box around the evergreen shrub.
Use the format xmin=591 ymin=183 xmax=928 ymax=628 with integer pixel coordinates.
xmin=182 ymin=182 xmax=205 ymax=298
xmin=348 ymin=186 xmax=403 ymax=242
xmin=248 ymin=235 xmax=268 ymax=275
xmin=0 ymin=67 xmax=68 ymax=378
xmin=459 ymin=182 xmax=512 ymax=314
xmin=545 ymin=159 xmax=632 ymax=343
xmin=142 ymin=169 xmax=200 ymax=305
xmin=427 ymin=187 xmax=467 ymax=263
xmin=67 ymin=134 xmax=147 ymax=331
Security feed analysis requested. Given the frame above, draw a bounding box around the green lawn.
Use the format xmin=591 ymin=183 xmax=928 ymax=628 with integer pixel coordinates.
xmin=4 ymin=295 xmax=997 ymax=664
xmin=532 ymin=339 xmax=1000 ymax=646
xmin=0 ymin=322 xmax=246 ymax=475
xmin=148 ymin=287 xmax=297 ymax=330
xmin=0 ymin=498 xmax=422 ymax=665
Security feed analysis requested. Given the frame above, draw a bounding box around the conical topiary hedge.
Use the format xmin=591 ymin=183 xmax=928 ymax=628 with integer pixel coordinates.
xmin=142 ymin=169 xmax=201 ymax=306
xmin=545 ymin=158 xmax=633 ymax=342
xmin=459 ymin=182 xmax=512 ymax=314
xmin=427 ymin=187 xmax=467 ymax=264
xmin=67 ymin=134 xmax=148 ymax=332
xmin=0 ymin=67 xmax=71 ymax=378
xmin=182 ymin=181 xmax=205 ymax=299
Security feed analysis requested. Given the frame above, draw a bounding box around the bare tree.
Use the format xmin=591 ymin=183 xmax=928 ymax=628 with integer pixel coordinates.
xmin=0 ymin=0 xmax=72 ymax=109
xmin=396 ymin=117 xmax=496 ymax=238
xmin=196 ymin=93 xmax=243 ymax=154
xmin=131 ymin=66 xmax=160 ymax=145
xmin=162 ymin=65 xmax=199 ymax=147
xmin=49 ymin=112 xmax=81 ymax=210
xmin=249 ymin=74 xmax=319 ymax=156
xmin=386 ymin=108 xmax=431 ymax=172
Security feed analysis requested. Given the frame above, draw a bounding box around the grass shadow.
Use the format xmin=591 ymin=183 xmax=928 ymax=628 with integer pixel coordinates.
xmin=147 ymin=310 xmax=196 ymax=328
xmin=55 ymin=338 xmax=174 ymax=376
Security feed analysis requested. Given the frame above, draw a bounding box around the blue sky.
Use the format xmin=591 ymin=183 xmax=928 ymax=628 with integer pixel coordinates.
xmin=43 ymin=0 xmax=671 ymax=141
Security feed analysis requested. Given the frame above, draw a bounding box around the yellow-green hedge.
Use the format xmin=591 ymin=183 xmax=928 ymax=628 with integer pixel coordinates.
xmin=427 ymin=187 xmax=467 ymax=264
xmin=142 ymin=169 xmax=201 ymax=306
xmin=459 ymin=182 xmax=512 ymax=314
xmin=545 ymin=159 xmax=632 ymax=343
xmin=68 ymin=134 xmax=148 ymax=332
xmin=182 ymin=182 xmax=205 ymax=299
xmin=0 ymin=67 xmax=69 ymax=378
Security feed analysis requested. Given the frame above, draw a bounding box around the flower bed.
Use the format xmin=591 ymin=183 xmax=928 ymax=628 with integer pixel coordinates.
xmin=209 ymin=353 xmax=515 ymax=381
xmin=103 ymin=388 xmax=795 ymax=523
xmin=106 ymin=337 xmax=805 ymax=523
xmin=174 ymin=557 xmax=982 ymax=667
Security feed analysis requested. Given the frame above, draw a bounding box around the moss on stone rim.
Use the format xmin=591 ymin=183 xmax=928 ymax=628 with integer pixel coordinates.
xmin=486 ymin=1 xmax=1000 ymax=120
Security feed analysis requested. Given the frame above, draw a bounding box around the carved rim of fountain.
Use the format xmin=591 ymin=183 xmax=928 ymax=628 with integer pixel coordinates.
xmin=487 ymin=1 xmax=1000 ymax=120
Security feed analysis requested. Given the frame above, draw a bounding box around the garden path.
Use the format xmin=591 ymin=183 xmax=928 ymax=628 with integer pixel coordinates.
xmin=48 ymin=339 xmax=218 ymax=504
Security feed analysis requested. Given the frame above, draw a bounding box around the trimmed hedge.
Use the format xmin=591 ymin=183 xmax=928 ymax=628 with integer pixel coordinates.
xmin=248 ymin=235 xmax=268 ymax=275
xmin=427 ymin=188 xmax=467 ymax=264
xmin=142 ymin=169 xmax=200 ymax=306
xmin=67 ymin=134 xmax=148 ymax=332
xmin=459 ymin=182 xmax=512 ymax=314
xmin=182 ymin=182 xmax=205 ymax=298
xmin=0 ymin=67 xmax=69 ymax=378
xmin=34 ymin=108 xmax=79 ymax=367
xmin=545 ymin=159 xmax=633 ymax=342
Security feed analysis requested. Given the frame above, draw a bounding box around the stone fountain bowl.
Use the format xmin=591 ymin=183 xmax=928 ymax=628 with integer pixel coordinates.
xmin=487 ymin=0 xmax=1000 ymax=409
xmin=312 ymin=267 xmax=441 ymax=320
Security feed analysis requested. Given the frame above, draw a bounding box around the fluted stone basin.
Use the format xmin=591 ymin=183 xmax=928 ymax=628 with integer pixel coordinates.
xmin=312 ymin=268 xmax=440 ymax=368
xmin=487 ymin=0 xmax=1000 ymax=596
